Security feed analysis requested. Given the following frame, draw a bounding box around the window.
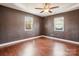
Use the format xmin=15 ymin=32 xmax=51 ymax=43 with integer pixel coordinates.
xmin=54 ymin=17 xmax=64 ymax=31
xmin=24 ymin=16 xmax=33 ymax=31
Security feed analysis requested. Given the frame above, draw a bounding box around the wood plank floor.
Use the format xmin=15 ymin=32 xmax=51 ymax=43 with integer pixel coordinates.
xmin=0 ymin=37 xmax=79 ymax=56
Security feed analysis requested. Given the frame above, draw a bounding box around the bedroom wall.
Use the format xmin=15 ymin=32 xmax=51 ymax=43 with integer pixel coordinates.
xmin=0 ymin=5 xmax=79 ymax=44
xmin=43 ymin=9 xmax=79 ymax=42
xmin=0 ymin=5 xmax=42 ymax=44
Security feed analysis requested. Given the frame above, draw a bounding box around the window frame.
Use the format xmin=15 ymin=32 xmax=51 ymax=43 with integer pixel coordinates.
xmin=54 ymin=17 xmax=64 ymax=31
xmin=24 ymin=16 xmax=33 ymax=31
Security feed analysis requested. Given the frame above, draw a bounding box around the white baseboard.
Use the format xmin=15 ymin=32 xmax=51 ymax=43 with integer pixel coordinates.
xmin=0 ymin=35 xmax=79 ymax=48
xmin=42 ymin=35 xmax=79 ymax=45
xmin=0 ymin=36 xmax=42 ymax=48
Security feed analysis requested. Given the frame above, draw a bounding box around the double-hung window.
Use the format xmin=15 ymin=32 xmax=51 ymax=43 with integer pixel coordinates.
xmin=24 ymin=16 xmax=33 ymax=31
xmin=54 ymin=17 xmax=64 ymax=31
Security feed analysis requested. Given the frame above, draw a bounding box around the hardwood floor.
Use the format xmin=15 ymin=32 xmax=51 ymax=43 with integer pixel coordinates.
xmin=0 ymin=37 xmax=79 ymax=56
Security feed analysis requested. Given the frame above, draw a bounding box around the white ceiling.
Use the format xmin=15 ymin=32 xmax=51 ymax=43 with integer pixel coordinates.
xmin=0 ymin=3 xmax=79 ymax=17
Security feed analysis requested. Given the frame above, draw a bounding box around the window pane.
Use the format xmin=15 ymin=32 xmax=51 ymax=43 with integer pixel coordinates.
xmin=24 ymin=16 xmax=33 ymax=31
xmin=54 ymin=17 xmax=64 ymax=31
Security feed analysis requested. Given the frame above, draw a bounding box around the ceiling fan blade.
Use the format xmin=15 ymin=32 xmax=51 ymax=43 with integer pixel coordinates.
xmin=50 ymin=6 xmax=59 ymax=9
xmin=40 ymin=11 xmax=44 ymax=13
xmin=35 ymin=8 xmax=43 ymax=9
xmin=49 ymin=11 xmax=52 ymax=13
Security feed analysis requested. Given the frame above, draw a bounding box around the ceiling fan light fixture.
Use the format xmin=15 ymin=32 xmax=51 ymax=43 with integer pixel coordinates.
xmin=35 ymin=3 xmax=59 ymax=13
xmin=44 ymin=9 xmax=49 ymax=12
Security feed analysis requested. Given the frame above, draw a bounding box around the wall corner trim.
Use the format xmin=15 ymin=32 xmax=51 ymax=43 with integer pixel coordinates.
xmin=0 ymin=35 xmax=79 ymax=48
xmin=42 ymin=35 xmax=79 ymax=45
xmin=0 ymin=36 xmax=42 ymax=48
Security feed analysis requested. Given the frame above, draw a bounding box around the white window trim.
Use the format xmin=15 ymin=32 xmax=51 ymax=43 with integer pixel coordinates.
xmin=54 ymin=17 xmax=64 ymax=31
xmin=24 ymin=16 xmax=33 ymax=31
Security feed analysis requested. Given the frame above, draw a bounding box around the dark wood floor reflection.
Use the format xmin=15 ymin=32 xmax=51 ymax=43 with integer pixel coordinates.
xmin=0 ymin=37 xmax=79 ymax=56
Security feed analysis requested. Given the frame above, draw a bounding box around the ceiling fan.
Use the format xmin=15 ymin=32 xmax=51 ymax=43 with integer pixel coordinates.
xmin=35 ymin=3 xmax=59 ymax=13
